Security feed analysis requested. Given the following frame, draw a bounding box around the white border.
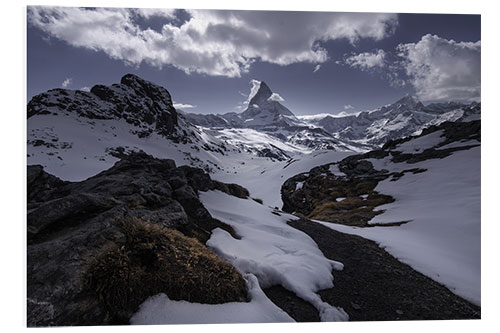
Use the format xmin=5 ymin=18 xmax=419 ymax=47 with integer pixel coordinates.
xmin=3 ymin=1 xmax=498 ymax=332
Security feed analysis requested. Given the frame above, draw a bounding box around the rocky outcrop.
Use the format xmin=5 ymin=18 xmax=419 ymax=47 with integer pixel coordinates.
xmin=281 ymin=120 xmax=480 ymax=226
xmin=27 ymin=152 xmax=249 ymax=326
xmin=28 ymin=74 xmax=178 ymax=137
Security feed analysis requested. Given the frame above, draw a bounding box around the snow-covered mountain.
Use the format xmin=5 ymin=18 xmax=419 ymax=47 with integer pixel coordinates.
xmin=27 ymin=73 xmax=480 ymax=185
xmin=182 ymin=81 xmax=480 ymax=151
xmin=298 ymin=95 xmax=481 ymax=146
xmin=181 ymin=81 xmax=371 ymax=152
xmin=28 ymin=74 xmax=316 ymax=181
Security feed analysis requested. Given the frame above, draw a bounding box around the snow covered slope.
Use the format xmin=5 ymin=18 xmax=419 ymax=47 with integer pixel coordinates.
xmin=311 ymin=122 xmax=481 ymax=305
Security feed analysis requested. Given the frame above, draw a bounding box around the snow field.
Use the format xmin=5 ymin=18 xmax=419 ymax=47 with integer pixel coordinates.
xmin=319 ymin=145 xmax=481 ymax=305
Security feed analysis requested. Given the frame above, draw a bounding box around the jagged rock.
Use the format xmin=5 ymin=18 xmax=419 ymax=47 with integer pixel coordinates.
xmin=27 ymin=152 xmax=250 ymax=326
xmin=28 ymin=74 xmax=178 ymax=138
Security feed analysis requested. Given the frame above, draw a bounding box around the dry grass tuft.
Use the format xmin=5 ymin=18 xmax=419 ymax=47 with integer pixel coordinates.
xmin=83 ymin=217 xmax=247 ymax=322
xmin=307 ymin=194 xmax=394 ymax=227
xmin=213 ymin=181 xmax=249 ymax=198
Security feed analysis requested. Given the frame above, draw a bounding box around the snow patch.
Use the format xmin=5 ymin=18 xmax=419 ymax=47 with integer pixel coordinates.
xmin=131 ymin=274 xmax=294 ymax=324
xmin=200 ymin=190 xmax=349 ymax=321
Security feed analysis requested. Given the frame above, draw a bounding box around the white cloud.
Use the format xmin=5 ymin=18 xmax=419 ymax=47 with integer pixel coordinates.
xmin=397 ymin=34 xmax=480 ymax=102
xmin=345 ymin=49 xmax=386 ymax=70
xmin=80 ymin=86 xmax=90 ymax=92
xmin=313 ymin=64 xmax=321 ymax=73
xmin=344 ymin=104 xmax=354 ymax=110
xmin=61 ymin=78 xmax=72 ymax=88
xmin=28 ymin=7 xmax=398 ymax=78
xmin=267 ymin=93 xmax=285 ymax=102
xmin=173 ymin=102 xmax=196 ymax=109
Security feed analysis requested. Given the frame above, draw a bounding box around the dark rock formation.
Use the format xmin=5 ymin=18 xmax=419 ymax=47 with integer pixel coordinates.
xmin=27 ymin=152 xmax=248 ymax=326
xmin=28 ymin=74 xmax=178 ymax=138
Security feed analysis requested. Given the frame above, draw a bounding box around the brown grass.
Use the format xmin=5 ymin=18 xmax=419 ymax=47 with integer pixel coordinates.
xmin=213 ymin=181 xmax=249 ymax=198
xmin=307 ymin=194 xmax=394 ymax=227
xmin=83 ymin=217 xmax=247 ymax=322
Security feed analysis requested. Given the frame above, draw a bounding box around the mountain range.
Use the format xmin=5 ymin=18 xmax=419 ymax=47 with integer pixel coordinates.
xmin=181 ymin=79 xmax=480 ymax=149
xmin=27 ymin=74 xmax=480 ymax=182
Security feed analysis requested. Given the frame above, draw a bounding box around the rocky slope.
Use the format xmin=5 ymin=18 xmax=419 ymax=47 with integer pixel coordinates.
xmin=27 ymin=152 xmax=250 ymax=326
xmin=28 ymin=74 xmax=180 ymax=139
xmin=281 ymin=120 xmax=481 ymax=225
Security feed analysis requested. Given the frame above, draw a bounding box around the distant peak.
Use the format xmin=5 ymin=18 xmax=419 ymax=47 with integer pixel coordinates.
xmin=248 ymin=80 xmax=273 ymax=106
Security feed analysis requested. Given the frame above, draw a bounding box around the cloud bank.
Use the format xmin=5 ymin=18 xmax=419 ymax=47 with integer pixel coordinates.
xmin=28 ymin=7 xmax=398 ymax=78
xmin=397 ymin=34 xmax=481 ymax=102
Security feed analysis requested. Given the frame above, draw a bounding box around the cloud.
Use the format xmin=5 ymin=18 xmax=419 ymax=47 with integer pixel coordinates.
xmin=344 ymin=49 xmax=386 ymax=70
xmin=80 ymin=86 xmax=91 ymax=92
xmin=61 ymin=78 xmax=72 ymax=88
xmin=344 ymin=104 xmax=354 ymax=110
xmin=267 ymin=93 xmax=285 ymax=102
xmin=397 ymin=34 xmax=480 ymax=102
xmin=173 ymin=102 xmax=196 ymax=109
xmin=313 ymin=64 xmax=321 ymax=73
xmin=28 ymin=7 xmax=398 ymax=78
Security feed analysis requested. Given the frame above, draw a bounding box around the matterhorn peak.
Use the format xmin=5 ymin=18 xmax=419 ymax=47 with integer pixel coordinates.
xmin=248 ymin=81 xmax=273 ymax=106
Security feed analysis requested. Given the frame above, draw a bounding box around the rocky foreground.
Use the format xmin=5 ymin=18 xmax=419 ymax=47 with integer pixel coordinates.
xmin=27 ymin=152 xmax=250 ymax=326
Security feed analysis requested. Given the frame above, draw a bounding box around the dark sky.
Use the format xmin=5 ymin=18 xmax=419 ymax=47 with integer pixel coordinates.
xmin=27 ymin=9 xmax=480 ymax=115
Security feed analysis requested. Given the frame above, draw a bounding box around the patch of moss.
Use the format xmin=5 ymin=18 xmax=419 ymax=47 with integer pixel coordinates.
xmin=83 ymin=217 xmax=247 ymax=323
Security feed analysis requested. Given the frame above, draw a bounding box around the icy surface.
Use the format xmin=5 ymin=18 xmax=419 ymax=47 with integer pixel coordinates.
xmin=320 ymin=146 xmax=481 ymax=305
xmin=130 ymin=274 xmax=294 ymax=324
xmin=200 ymin=190 xmax=349 ymax=321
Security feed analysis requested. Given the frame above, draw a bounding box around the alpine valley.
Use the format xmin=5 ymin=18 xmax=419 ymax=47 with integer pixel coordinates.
xmin=27 ymin=74 xmax=481 ymax=325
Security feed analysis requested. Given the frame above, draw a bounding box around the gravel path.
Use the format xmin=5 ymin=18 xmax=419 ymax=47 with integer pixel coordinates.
xmin=265 ymin=218 xmax=480 ymax=322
